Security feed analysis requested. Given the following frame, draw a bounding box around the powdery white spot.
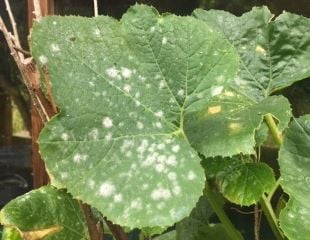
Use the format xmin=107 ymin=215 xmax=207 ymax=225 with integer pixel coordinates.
xmin=146 ymin=84 xmax=151 ymax=89
xmin=155 ymin=163 xmax=165 ymax=172
xmin=61 ymin=172 xmax=68 ymax=179
xmin=51 ymin=43 xmax=60 ymax=52
xmin=88 ymin=180 xmax=95 ymax=189
xmin=105 ymin=132 xmax=113 ymax=141
xmin=223 ymin=91 xmax=234 ymax=97
xmin=52 ymin=21 xmax=57 ymax=25
xmin=73 ymin=154 xmax=88 ymax=163
xmin=102 ymin=91 xmax=107 ymax=96
xmin=172 ymin=185 xmax=181 ymax=195
xmin=39 ymin=55 xmax=48 ymax=64
xmin=106 ymin=67 xmax=119 ymax=78
xmin=123 ymin=84 xmax=131 ymax=93
xmin=136 ymin=121 xmax=144 ymax=129
xmin=177 ymin=89 xmax=185 ymax=97
xmin=114 ymin=193 xmax=123 ymax=203
xmin=142 ymin=183 xmax=149 ymax=190
xmin=89 ymin=128 xmax=99 ymax=140
xmin=89 ymin=81 xmax=95 ymax=87
xmin=155 ymin=74 xmax=161 ymax=79
xmin=187 ymin=170 xmax=197 ymax=180
xmin=61 ymin=133 xmax=69 ymax=141
xmin=211 ymin=86 xmax=224 ymax=96
xmin=121 ymin=67 xmax=132 ymax=78
xmin=166 ymin=155 xmax=177 ymax=166
xmin=172 ymin=145 xmax=180 ymax=153
xmin=99 ymin=182 xmax=115 ymax=197
xmin=151 ymin=188 xmax=171 ymax=200
xmin=168 ymin=172 xmax=177 ymax=181
xmin=159 ymin=80 xmax=165 ymax=89
xmin=150 ymin=26 xmax=155 ymax=32
xmin=130 ymin=198 xmax=143 ymax=209
xmin=155 ymin=122 xmax=162 ymax=129
xmin=216 ymin=75 xmax=224 ymax=82
xmin=157 ymin=143 xmax=165 ymax=150
xmin=162 ymin=37 xmax=168 ymax=45
xmin=102 ymin=117 xmax=113 ymax=128
xmin=155 ymin=111 xmax=164 ymax=118
xmin=94 ymin=29 xmax=100 ymax=36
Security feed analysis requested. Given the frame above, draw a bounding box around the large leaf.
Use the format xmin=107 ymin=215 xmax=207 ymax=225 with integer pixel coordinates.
xmin=0 ymin=186 xmax=90 ymax=240
xmin=176 ymin=194 xmax=232 ymax=240
xmin=189 ymin=6 xmax=310 ymax=157
xmin=203 ymin=156 xmax=276 ymax=205
xmin=278 ymin=115 xmax=310 ymax=239
xmin=30 ymin=4 xmax=241 ymax=229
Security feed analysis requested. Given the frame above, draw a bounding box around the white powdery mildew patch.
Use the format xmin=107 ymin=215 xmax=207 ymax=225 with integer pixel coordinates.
xmin=172 ymin=145 xmax=180 ymax=153
xmin=105 ymin=132 xmax=113 ymax=141
xmin=151 ymin=187 xmax=171 ymax=200
xmin=106 ymin=67 xmax=119 ymax=78
xmin=177 ymin=89 xmax=185 ymax=97
xmin=162 ymin=37 xmax=168 ymax=45
xmin=159 ymin=80 xmax=165 ymax=89
xmin=155 ymin=111 xmax=164 ymax=118
xmin=121 ymin=67 xmax=132 ymax=79
xmin=114 ymin=193 xmax=123 ymax=203
xmin=73 ymin=153 xmax=88 ymax=163
xmin=94 ymin=28 xmax=100 ymax=36
xmin=168 ymin=172 xmax=177 ymax=181
xmin=150 ymin=26 xmax=156 ymax=32
xmin=89 ymin=128 xmax=99 ymax=140
xmin=60 ymin=172 xmax=69 ymax=179
xmin=155 ymin=163 xmax=165 ymax=172
xmin=50 ymin=43 xmax=60 ymax=52
xmin=211 ymin=85 xmax=224 ymax=96
xmin=136 ymin=121 xmax=144 ymax=129
xmin=88 ymin=179 xmax=95 ymax=189
xmin=155 ymin=122 xmax=162 ymax=129
xmin=187 ymin=170 xmax=197 ymax=180
xmin=130 ymin=198 xmax=143 ymax=209
xmin=166 ymin=155 xmax=177 ymax=166
xmin=123 ymin=84 xmax=132 ymax=93
xmin=38 ymin=55 xmax=48 ymax=64
xmin=172 ymin=185 xmax=182 ymax=195
xmin=61 ymin=133 xmax=69 ymax=141
xmin=102 ymin=117 xmax=113 ymax=128
xmin=99 ymin=181 xmax=116 ymax=197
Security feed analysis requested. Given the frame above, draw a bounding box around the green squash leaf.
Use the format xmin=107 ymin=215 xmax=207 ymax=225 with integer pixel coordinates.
xmin=176 ymin=195 xmax=231 ymax=240
xmin=278 ymin=115 xmax=310 ymax=239
xmin=0 ymin=186 xmax=90 ymax=240
xmin=30 ymin=4 xmax=244 ymax=229
xmin=190 ymin=6 xmax=310 ymax=156
xmin=203 ymin=156 xmax=276 ymax=205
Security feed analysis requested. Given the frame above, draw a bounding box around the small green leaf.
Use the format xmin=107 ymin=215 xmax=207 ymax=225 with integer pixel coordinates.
xmin=0 ymin=186 xmax=90 ymax=240
xmin=203 ymin=156 xmax=276 ymax=206
xmin=279 ymin=115 xmax=310 ymax=239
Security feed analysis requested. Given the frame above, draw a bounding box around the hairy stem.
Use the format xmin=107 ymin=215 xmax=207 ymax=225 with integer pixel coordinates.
xmin=264 ymin=114 xmax=282 ymax=146
xmin=204 ymin=182 xmax=244 ymax=240
xmin=260 ymin=196 xmax=284 ymax=240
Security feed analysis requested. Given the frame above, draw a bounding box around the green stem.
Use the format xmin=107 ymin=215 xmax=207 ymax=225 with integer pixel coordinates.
xmin=264 ymin=114 xmax=282 ymax=146
xmin=204 ymin=182 xmax=244 ymax=240
xmin=267 ymin=178 xmax=281 ymax=202
xmin=260 ymin=195 xmax=284 ymax=240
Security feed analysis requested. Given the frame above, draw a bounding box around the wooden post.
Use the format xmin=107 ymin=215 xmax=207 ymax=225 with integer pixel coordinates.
xmin=27 ymin=0 xmax=55 ymax=187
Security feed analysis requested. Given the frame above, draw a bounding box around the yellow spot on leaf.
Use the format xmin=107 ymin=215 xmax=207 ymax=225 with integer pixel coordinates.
xmin=208 ymin=106 xmax=221 ymax=114
xmin=21 ymin=226 xmax=62 ymax=240
xmin=255 ymin=45 xmax=266 ymax=55
xmin=229 ymin=122 xmax=242 ymax=134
